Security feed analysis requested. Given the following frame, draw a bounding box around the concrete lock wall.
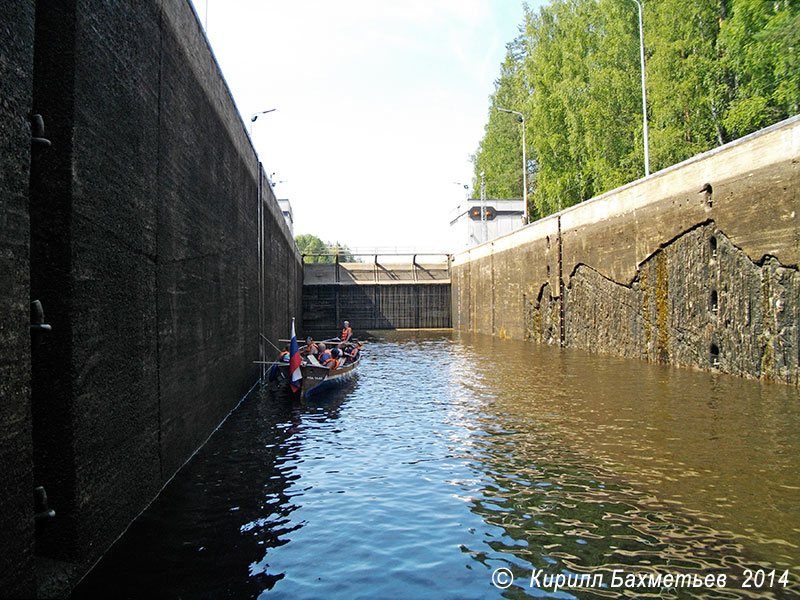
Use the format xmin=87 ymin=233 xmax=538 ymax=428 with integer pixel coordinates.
xmin=1 ymin=0 xmax=301 ymax=595
xmin=302 ymin=261 xmax=452 ymax=332
xmin=0 ymin=1 xmax=37 ymax=596
xmin=452 ymin=115 xmax=800 ymax=385
xmin=303 ymin=283 xmax=452 ymax=332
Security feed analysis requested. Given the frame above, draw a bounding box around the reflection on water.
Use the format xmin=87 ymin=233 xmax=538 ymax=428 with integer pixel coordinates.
xmin=74 ymin=331 xmax=800 ymax=599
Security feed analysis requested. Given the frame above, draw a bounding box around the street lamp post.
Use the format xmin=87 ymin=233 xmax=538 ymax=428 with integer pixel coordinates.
xmin=496 ymin=107 xmax=527 ymax=225
xmin=631 ymin=0 xmax=650 ymax=176
xmin=249 ymin=108 xmax=276 ymax=135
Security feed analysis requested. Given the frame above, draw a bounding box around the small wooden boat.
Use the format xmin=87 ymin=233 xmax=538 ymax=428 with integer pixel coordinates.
xmin=276 ymin=353 xmax=361 ymax=398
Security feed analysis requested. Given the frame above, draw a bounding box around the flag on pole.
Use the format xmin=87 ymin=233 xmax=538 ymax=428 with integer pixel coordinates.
xmin=289 ymin=319 xmax=302 ymax=393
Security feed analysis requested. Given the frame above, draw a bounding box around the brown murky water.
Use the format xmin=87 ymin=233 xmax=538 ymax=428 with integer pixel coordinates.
xmin=453 ymin=331 xmax=800 ymax=561
xmin=74 ymin=330 xmax=799 ymax=599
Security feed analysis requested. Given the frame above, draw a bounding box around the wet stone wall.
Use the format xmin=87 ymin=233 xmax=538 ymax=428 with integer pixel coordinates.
xmin=526 ymin=223 xmax=800 ymax=384
xmin=454 ymin=115 xmax=800 ymax=386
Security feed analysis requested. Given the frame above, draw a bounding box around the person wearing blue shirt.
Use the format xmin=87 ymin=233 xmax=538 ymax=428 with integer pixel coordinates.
xmin=318 ymin=343 xmax=332 ymax=364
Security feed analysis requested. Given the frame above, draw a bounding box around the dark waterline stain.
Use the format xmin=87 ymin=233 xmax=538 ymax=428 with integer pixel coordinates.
xmin=72 ymin=331 xmax=800 ymax=599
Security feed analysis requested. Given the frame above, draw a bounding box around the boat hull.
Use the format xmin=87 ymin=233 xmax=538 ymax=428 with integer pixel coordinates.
xmin=277 ymin=356 xmax=360 ymax=398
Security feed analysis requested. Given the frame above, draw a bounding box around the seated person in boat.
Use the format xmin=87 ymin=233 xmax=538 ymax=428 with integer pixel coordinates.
xmin=278 ymin=344 xmax=291 ymax=362
xmin=304 ymin=336 xmax=319 ymax=358
xmin=346 ymin=341 xmax=362 ymax=362
xmin=331 ymin=344 xmax=345 ymax=361
xmin=341 ymin=320 xmax=353 ymax=342
xmin=317 ymin=343 xmax=339 ymax=369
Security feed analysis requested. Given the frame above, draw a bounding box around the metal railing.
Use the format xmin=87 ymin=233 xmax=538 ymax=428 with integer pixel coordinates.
xmin=301 ymin=253 xmax=451 ymax=284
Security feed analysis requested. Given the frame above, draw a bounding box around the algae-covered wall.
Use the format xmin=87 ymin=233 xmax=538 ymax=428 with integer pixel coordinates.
xmin=452 ymin=115 xmax=800 ymax=384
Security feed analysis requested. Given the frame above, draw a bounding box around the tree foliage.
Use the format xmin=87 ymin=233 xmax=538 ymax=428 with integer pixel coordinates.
xmin=471 ymin=0 xmax=800 ymax=223
xmin=295 ymin=234 xmax=356 ymax=263
xmin=471 ymin=36 xmax=529 ymax=201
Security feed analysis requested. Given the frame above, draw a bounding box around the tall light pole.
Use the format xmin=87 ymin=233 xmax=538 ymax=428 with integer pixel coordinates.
xmin=453 ymin=182 xmax=469 ymax=205
xmin=631 ymin=0 xmax=650 ymax=176
xmin=249 ymin=108 xmax=276 ymax=135
xmin=496 ymin=107 xmax=528 ymax=224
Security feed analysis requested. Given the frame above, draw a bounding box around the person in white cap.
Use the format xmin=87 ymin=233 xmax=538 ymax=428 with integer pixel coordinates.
xmin=341 ymin=320 xmax=353 ymax=342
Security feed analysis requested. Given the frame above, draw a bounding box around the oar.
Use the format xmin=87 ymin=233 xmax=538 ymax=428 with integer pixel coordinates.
xmin=279 ymin=337 xmax=340 ymax=344
xmin=260 ymin=333 xmax=283 ymax=354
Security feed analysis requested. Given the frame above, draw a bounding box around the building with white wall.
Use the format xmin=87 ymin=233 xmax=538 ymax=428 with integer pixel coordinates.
xmin=277 ymin=199 xmax=293 ymax=235
xmin=448 ymin=198 xmax=524 ymax=251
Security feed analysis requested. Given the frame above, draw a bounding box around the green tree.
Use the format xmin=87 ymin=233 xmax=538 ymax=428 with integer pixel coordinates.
xmin=328 ymin=242 xmax=357 ymax=263
xmin=719 ymin=0 xmax=800 ymax=138
xmin=471 ymin=0 xmax=799 ymax=225
xmin=582 ymin=0 xmax=643 ymax=188
xmin=295 ymin=234 xmax=328 ymax=263
xmin=524 ymin=0 xmax=640 ymax=214
xmin=470 ymin=35 xmax=530 ymax=201
xmin=295 ymin=234 xmax=356 ymax=263
xmin=647 ymin=0 xmax=729 ymax=170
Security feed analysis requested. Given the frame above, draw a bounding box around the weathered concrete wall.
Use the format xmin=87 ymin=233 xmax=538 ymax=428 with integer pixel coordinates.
xmin=303 ymin=260 xmax=451 ymax=333
xmin=452 ymin=115 xmax=800 ymax=384
xmin=0 ymin=1 xmax=36 ymax=596
xmin=29 ymin=5 xmax=163 ymax=584
xmin=1 ymin=0 xmax=301 ymax=595
xmin=303 ymin=283 xmax=451 ymax=332
xmin=260 ymin=168 xmax=304 ymax=372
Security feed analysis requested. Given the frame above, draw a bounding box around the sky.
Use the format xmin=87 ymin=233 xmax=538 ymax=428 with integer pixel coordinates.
xmin=189 ymin=1 xmax=543 ymax=253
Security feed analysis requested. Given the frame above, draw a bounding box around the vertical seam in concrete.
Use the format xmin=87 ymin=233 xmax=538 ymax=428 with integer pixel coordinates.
xmin=491 ymin=245 xmax=495 ymax=335
xmin=558 ymin=215 xmax=565 ymax=347
xmin=30 ymin=1 xmax=80 ymax=558
xmin=257 ymin=173 xmax=260 ymax=369
xmin=471 ymin=259 xmax=476 ymax=332
xmin=416 ymin=285 xmax=421 ymax=328
xmin=259 ymin=166 xmax=264 ymax=380
xmin=335 ymin=282 xmax=340 ymax=327
xmin=287 ymin=241 xmax=291 ymax=322
xmin=155 ymin=5 xmax=164 ymax=482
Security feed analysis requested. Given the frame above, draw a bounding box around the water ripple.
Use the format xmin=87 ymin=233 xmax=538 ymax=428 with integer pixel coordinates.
xmin=74 ymin=331 xmax=800 ymax=599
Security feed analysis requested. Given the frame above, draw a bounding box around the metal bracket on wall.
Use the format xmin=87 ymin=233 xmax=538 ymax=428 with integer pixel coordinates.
xmin=34 ymin=486 xmax=56 ymax=521
xmin=30 ymin=114 xmax=52 ymax=147
xmin=30 ymin=300 xmax=52 ymax=349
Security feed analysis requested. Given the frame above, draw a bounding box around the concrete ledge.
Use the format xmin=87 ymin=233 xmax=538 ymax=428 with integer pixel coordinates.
xmin=453 ymin=114 xmax=800 ymax=276
xmin=304 ymin=262 xmax=450 ymax=285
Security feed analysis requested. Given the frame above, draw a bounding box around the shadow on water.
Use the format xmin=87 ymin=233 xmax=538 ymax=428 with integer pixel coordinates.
xmin=73 ymin=331 xmax=800 ymax=599
xmin=70 ymin=385 xmax=336 ymax=599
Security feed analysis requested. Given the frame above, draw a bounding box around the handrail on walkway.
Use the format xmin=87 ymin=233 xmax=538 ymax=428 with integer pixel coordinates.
xmin=301 ymin=253 xmax=452 ymax=285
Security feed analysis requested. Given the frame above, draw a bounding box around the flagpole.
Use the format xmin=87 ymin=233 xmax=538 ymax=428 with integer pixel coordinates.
xmin=289 ymin=317 xmax=302 ymax=393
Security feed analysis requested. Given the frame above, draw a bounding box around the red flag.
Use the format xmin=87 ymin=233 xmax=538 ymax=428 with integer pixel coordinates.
xmin=289 ymin=320 xmax=302 ymax=393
